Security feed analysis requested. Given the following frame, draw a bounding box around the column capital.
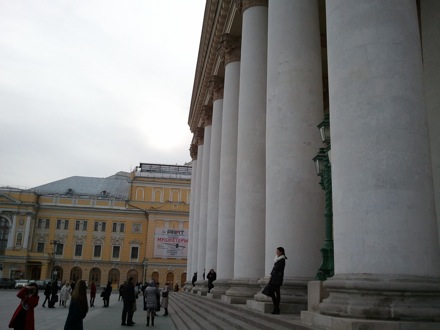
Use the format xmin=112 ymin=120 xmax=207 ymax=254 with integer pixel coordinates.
xmin=208 ymin=75 xmax=224 ymax=101
xmin=219 ymin=34 xmax=241 ymax=65
xmin=196 ymin=127 xmax=205 ymax=145
xmin=202 ymin=105 xmax=213 ymax=127
xmin=242 ymin=0 xmax=268 ymax=12
xmin=190 ymin=144 xmax=198 ymax=160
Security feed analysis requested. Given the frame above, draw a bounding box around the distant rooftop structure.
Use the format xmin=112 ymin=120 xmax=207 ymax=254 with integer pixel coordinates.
xmin=135 ymin=163 xmax=192 ymax=179
xmin=28 ymin=172 xmax=131 ymax=200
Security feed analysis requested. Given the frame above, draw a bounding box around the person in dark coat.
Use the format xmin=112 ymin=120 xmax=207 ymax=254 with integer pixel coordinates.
xmin=9 ymin=283 xmax=39 ymax=330
xmin=64 ymin=280 xmax=88 ymax=330
xmin=118 ymin=282 xmax=125 ymax=301
xmin=89 ymin=281 xmax=97 ymax=307
xmin=121 ymin=277 xmax=136 ymax=326
xmin=42 ymin=282 xmax=51 ymax=308
xmin=191 ymin=272 xmax=197 ymax=287
xmin=207 ymin=269 xmax=217 ymax=293
xmin=269 ymin=247 xmax=287 ymax=315
xmin=48 ymin=280 xmax=59 ymax=308
xmin=102 ymin=282 xmax=112 ymax=307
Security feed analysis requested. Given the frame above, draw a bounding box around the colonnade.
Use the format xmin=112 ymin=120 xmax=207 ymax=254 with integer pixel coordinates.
xmin=187 ymin=0 xmax=440 ymax=326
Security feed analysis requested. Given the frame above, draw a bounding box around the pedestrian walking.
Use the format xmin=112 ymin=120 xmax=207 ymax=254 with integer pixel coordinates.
xmin=60 ymin=282 xmax=71 ymax=307
xmin=207 ymin=269 xmax=217 ymax=293
xmin=89 ymin=281 xmax=96 ymax=307
xmin=102 ymin=282 xmax=112 ymax=307
xmin=42 ymin=282 xmax=51 ymax=308
xmin=48 ymin=280 xmax=58 ymax=308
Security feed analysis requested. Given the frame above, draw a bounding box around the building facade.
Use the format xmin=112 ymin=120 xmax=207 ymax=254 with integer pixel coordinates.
xmin=0 ymin=163 xmax=191 ymax=289
xmin=186 ymin=0 xmax=440 ymax=328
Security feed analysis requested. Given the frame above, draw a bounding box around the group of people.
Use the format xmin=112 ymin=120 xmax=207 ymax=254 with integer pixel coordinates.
xmin=191 ymin=268 xmax=217 ymax=293
xmin=8 ymin=246 xmax=287 ymax=329
xmin=9 ymin=279 xmax=89 ymax=330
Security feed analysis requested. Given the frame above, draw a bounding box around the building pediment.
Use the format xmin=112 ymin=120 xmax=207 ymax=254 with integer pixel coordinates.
xmin=0 ymin=193 xmax=21 ymax=205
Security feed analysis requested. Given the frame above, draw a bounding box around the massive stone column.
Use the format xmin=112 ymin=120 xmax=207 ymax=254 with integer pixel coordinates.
xmin=318 ymin=0 xmax=440 ymax=324
xmin=421 ymin=0 xmax=440 ymax=246
xmin=196 ymin=106 xmax=212 ymax=295
xmin=190 ymin=129 xmax=204 ymax=292
xmin=213 ymin=34 xmax=241 ymax=298
xmin=225 ymin=0 xmax=268 ymax=304
xmin=252 ymin=0 xmax=325 ymax=313
xmin=185 ymin=143 xmax=198 ymax=290
xmin=205 ymin=76 xmax=224 ymax=276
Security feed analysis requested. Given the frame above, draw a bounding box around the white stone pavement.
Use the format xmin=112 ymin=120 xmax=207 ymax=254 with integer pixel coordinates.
xmin=0 ymin=289 xmax=175 ymax=329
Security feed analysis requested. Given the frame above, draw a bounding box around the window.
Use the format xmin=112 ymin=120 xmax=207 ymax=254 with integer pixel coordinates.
xmin=94 ymin=221 xmax=106 ymax=232
xmin=112 ymin=246 xmax=120 ymax=259
xmin=37 ymin=219 xmax=43 ymax=229
xmin=57 ymin=219 xmax=68 ymax=230
xmin=37 ymin=242 xmax=45 ymax=252
xmin=45 ymin=219 xmax=50 ymax=229
xmin=112 ymin=223 xmax=125 ymax=233
xmin=74 ymin=244 xmax=82 ymax=257
xmin=93 ymin=245 xmax=101 ymax=258
xmin=82 ymin=221 xmax=87 ymax=231
xmin=55 ymin=243 xmax=64 ymax=255
xmin=75 ymin=221 xmax=80 ymax=231
xmin=130 ymin=246 xmax=139 ymax=259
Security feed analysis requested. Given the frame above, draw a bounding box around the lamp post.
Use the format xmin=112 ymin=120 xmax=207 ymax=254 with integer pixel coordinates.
xmin=142 ymin=259 xmax=148 ymax=284
xmin=50 ymin=240 xmax=60 ymax=281
xmin=313 ymin=114 xmax=334 ymax=281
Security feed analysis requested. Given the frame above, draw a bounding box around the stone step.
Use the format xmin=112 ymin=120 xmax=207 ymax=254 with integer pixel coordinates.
xmin=171 ymin=292 xmax=245 ymax=329
xmin=170 ymin=292 xmax=313 ymax=330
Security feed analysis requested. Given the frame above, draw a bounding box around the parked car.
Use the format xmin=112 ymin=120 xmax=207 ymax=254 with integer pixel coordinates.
xmin=15 ymin=279 xmax=29 ymax=289
xmin=0 ymin=278 xmax=16 ymax=289
xmin=34 ymin=280 xmax=50 ymax=290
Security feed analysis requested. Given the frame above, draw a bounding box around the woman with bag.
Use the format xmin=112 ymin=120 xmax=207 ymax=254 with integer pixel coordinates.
xmin=268 ymin=247 xmax=287 ymax=315
xmin=160 ymin=282 xmax=171 ymax=316
xmin=9 ymin=282 xmax=39 ymax=330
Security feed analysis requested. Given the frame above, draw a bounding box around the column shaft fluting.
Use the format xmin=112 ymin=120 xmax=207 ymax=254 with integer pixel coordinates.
xmin=216 ymin=62 xmax=240 ymax=285
xmin=205 ymin=97 xmax=223 ymax=271
xmin=266 ymin=0 xmax=324 ymax=279
xmin=197 ymin=124 xmax=212 ymax=279
xmin=421 ymin=0 xmax=440 ymax=246
xmin=321 ymin=0 xmax=440 ymax=321
xmin=233 ymin=4 xmax=268 ymax=283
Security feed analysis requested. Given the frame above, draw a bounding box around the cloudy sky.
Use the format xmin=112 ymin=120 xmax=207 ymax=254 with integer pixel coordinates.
xmin=0 ymin=0 xmax=205 ymax=188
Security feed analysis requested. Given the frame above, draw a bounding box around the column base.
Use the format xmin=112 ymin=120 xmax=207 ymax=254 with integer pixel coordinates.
xmin=183 ymin=281 xmax=193 ymax=292
xmin=301 ymin=311 xmax=440 ymax=330
xmin=192 ymin=280 xmax=208 ymax=296
xmin=320 ymin=274 xmax=440 ymax=321
xmin=248 ymin=277 xmax=308 ymax=314
xmin=208 ymin=279 xmax=230 ymax=299
xmin=223 ymin=278 xmax=260 ymax=304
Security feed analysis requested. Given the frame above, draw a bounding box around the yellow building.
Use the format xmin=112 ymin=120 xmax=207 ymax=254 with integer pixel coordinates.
xmin=0 ymin=163 xmax=190 ymax=289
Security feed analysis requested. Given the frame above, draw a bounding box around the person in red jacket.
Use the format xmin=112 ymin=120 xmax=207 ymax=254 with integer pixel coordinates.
xmin=9 ymin=282 xmax=39 ymax=330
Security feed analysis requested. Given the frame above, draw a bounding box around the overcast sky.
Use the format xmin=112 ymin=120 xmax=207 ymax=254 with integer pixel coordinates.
xmin=0 ymin=0 xmax=205 ymax=189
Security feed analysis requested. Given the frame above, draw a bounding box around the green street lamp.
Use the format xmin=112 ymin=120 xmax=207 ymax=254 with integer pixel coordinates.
xmin=313 ymin=114 xmax=334 ymax=281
